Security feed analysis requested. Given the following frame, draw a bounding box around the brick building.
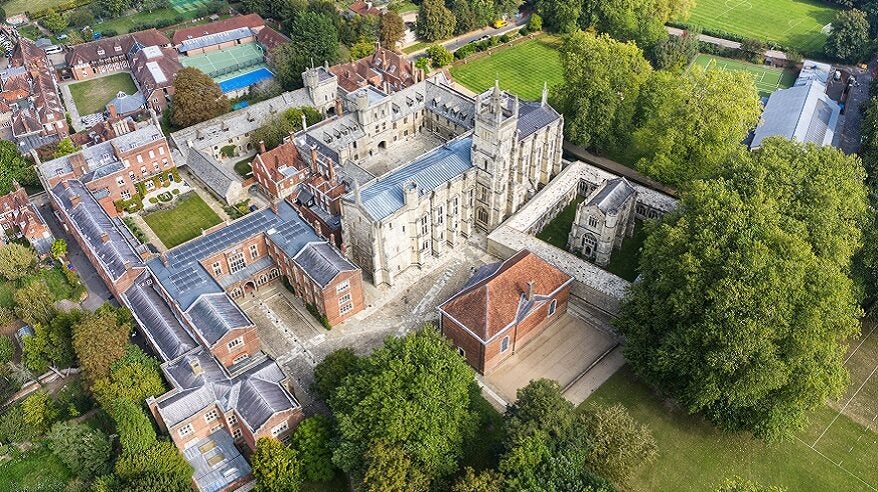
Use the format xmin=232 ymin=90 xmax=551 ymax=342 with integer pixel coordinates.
xmin=0 ymin=181 xmax=54 ymax=256
xmin=438 ymin=249 xmax=573 ymax=374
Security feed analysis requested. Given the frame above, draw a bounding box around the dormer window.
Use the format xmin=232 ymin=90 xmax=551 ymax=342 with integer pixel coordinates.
xmin=97 ymin=49 xmax=105 ymax=56
xmin=114 ymin=46 xmax=122 ymax=52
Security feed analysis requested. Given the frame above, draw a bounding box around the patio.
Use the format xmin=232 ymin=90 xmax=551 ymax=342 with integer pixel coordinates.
xmin=141 ymin=180 xmax=191 ymax=211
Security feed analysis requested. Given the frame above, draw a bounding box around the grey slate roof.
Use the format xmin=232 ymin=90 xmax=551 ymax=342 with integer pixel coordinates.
xmin=185 ymin=293 xmax=251 ymax=346
xmin=183 ymin=149 xmax=239 ymax=200
xmin=50 ymin=179 xmax=143 ymax=281
xmin=184 ymin=429 xmax=251 ymax=492
xmin=587 ymin=177 xmax=635 ymax=214
xmin=356 ymin=135 xmax=474 ymax=221
xmin=293 ymin=242 xmax=357 ymax=287
xmin=40 ymin=124 xmax=164 ymax=181
xmin=517 ymin=101 xmax=561 ymax=139
xmin=107 ymin=90 xmax=146 ymax=115
xmin=124 ymin=272 xmax=197 ymax=361
xmin=751 ymin=80 xmax=841 ymax=149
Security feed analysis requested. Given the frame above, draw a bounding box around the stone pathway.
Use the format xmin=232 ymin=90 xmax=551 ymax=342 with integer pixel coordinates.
xmin=126 ymin=213 xmax=167 ymax=252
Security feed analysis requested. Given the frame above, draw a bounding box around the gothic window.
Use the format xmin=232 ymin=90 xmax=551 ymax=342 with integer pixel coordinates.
xmin=420 ymin=215 xmax=429 ymax=235
xmin=269 ymin=268 xmax=280 ymax=280
xmin=582 ymin=234 xmax=597 ymax=258
xmin=588 ymin=216 xmax=599 ymax=228
xmin=477 ymin=208 xmax=488 ymax=224
xmin=436 ymin=205 xmax=444 ymax=225
xmin=228 ymin=251 xmax=246 ymax=274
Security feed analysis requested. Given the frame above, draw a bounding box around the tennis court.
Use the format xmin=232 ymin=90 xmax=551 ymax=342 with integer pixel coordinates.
xmin=691 ymin=54 xmax=796 ymax=97
xmin=169 ymin=0 xmax=212 ymax=13
xmin=180 ymin=43 xmax=265 ymax=78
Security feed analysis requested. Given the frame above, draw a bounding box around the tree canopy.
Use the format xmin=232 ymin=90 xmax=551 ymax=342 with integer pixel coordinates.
xmin=92 ymin=344 xmax=166 ymax=409
xmin=0 ymin=140 xmax=38 ymax=194
xmin=616 ymin=138 xmax=867 ymax=439
xmin=379 ymin=11 xmax=406 ymax=48
xmin=417 ymin=0 xmax=456 ymax=41
xmin=252 ymin=437 xmax=302 ymax=492
xmin=47 ymin=421 xmax=112 ymax=479
xmin=72 ymin=306 xmax=132 ymax=383
xmin=170 ymin=67 xmax=230 ymax=128
xmin=0 ymin=243 xmax=37 ymax=281
xmin=291 ymin=415 xmax=336 ymax=482
xmin=826 ymin=9 xmax=871 ymax=63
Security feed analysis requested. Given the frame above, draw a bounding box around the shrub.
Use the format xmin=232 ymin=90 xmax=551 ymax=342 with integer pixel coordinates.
xmin=455 ymin=44 xmax=476 ymax=59
xmin=21 ymin=390 xmax=60 ymax=434
xmin=47 ymin=421 xmax=112 ymax=479
xmin=527 ymin=13 xmax=542 ymax=32
xmin=292 ymin=415 xmax=336 ymax=482
xmin=0 ymin=336 xmax=13 ymax=364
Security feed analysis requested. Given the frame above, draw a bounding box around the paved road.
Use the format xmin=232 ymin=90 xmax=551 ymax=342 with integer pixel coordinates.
xmin=666 ymin=26 xmax=788 ymax=61
xmin=835 ymin=64 xmax=871 ymax=155
xmin=405 ymin=15 xmax=530 ymax=59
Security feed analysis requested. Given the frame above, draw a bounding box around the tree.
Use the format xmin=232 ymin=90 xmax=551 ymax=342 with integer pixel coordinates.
xmin=0 ymin=336 xmax=13 ymax=364
xmin=426 ymin=44 xmax=453 ymax=67
xmin=291 ymin=415 xmax=336 ymax=482
xmin=453 ymin=467 xmax=505 ymax=492
xmin=252 ymin=437 xmax=302 ymax=492
xmin=67 ymin=9 xmax=95 ymax=28
xmin=50 ymin=239 xmax=67 ymax=260
xmin=631 ymin=67 xmax=761 ymax=187
xmin=14 ymin=280 xmax=55 ymax=327
xmin=115 ymin=440 xmax=192 ymax=489
xmin=552 ymin=31 xmax=651 ymax=155
xmin=270 ymin=44 xmax=309 ymax=90
xmin=527 ymin=13 xmax=542 ymax=32
xmin=417 ymin=0 xmax=456 ymax=41
xmin=350 ymin=37 xmax=377 ymax=60
xmin=312 ymin=347 xmax=360 ymax=401
xmin=616 ymin=139 xmax=867 ymax=439
xmin=361 ymin=440 xmax=430 ymax=492
xmin=107 ymin=399 xmax=158 ymax=455
xmin=0 ymin=243 xmax=37 ymax=281
xmin=504 ymin=379 xmax=574 ymax=446
xmin=72 ymin=307 xmax=131 ymax=383
xmin=97 ymin=0 xmax=131 ymax=16
xmin=827 ymin=9 xmax=871 ymax=63
xmin=41 ymin=8 xmax=68 ymax=33
xmin=716 ymin=477 xmax=786 ymax=492
xmin=21 ymin=390 xmax=60 ymax=434
xmin=251 ymin=106 xmax=323 ymax=151
xmin=650 ymin=30 xmax=699 ymax=71
xmin=581 ymin=0 xmax=693 ymax=49
xmin=534 ymin=0 xmax=580 ymax=32
xmin=380 ymin=11 xmax=406 ymax=48
xmin=47 ymin=421 xmax=112 ymax=479
xmin=329 ymin=329 xmax=477 ymax=483
xmin=291 ymin=12 xmax=340 ymax=68
xmin=0 ymin=141 xmax=38 ymax=195
xmin=415 ymin=56 xmax=430 ymax=73
xmin=53 ymin=138 xmax=78 ymax=158
xmin=577 ymin=404 xmax=657 ymax=484
xmin=170 ymin=67 xmax=229 ymax=128
xmin=93 ymin=345 xmax=165 ymax=409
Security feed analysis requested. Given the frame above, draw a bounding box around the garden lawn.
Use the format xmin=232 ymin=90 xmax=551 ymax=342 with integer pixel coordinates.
xmin=68 ymin=72 xmax=138 ymax=116
xmin=389 ymin=0 xmax=418 ymax=13
xmin=233 ymin=158 xmax=252 ymax=177
xmin=142 ymin=192 xmax=221 ymax=248
xmin=0 ymin=447 xmax=73 ymax=491
xmin=37 ymin=266 xmax=85 ymax=301
xmin=2 ymin=0 xmax=70 ymax=15
xmin=585 ymin=366 xmax=878 ymax=491
xmin=692 ymin=54 xmax=797 ymax=98
xmin=450 ymin=36 xmax=563 ymax=101
xmin=685 ymin=0 xmax=839 ymax=55
xmin=605 ymin=220 xmax=645 ymax=282
xmin=536 ymin=196 xmax=584 ymax=249
xmin=92 ymin=8 xmax=198 ymax=35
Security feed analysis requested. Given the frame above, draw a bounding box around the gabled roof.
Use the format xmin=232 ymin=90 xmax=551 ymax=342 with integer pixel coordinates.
xmin=751 ymin=79 xmax=840 ymax=149
xmin=292 ymin=242 xmax=357 ymax=288
xmin=172 ymin=14 xmax=264 ymax=45
xmin=438 ymin=249 xmax=572 ymax=342
xmin=586 ymin=177 xmax=636 ymax=214
xmin=65 ymin=29 xmax=169 ymax=66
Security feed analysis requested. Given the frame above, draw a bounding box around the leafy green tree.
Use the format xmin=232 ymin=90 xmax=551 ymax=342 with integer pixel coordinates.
xmin=51 ymin=239 xmax=68 ymax=259
xmin=123 ymin=471 xmax=193 ymax=492
xmin=827 ymin=9 xmax=871 ymax=63
xmin=426 ymin=44 xmax=453 ymax=67
xmin=67 ymin=9 xmax=95 ymax=28
xmin=581 ymin=0 xmax=693 ymax=49
xmin=494 ymin=0 xmax=520 ymax=18
xmin=552 ymin=31 xmax=651 ymax=155
xmin=41 ymin=8 xmax=68 ymax=33
xmin=115 ymin=441 xmax=192 ymax=488
xmin=93 ymin=345 xmax=165 ymax=409
xmin=14 ymin=280 xmax=55 ymax=326
xmin=417 ymin=0 xmax=456 ymax=41
xmin=291 ymin=415 xmax=336 ymax=482
xmin=534 ymin=0 xmax=580 ymax=32
xmin=526 ymin=13 xmax=542 ymax=32
xmin=452 ymin=467 xmax=505 ymax=492
xmin=616 ymin=139 xmax=867 ymax=439
xmin=312 ymin=347 xmax=360 ymax=401
xmin=650 ymin=30 xmax=699 ymax=71
xmin=291 ymin=12 xmax=340 ymax=68
xmin=505 ymin=379 xmax=574 ymax=446
xmin=269 ymin=44 xmax=308 ymax=90
xmin=361 ymin=440 xmax=430 ymax=492
xmin=21 ymin=390 xmax=60 ymax=434
xmin=715 ymin=477 xmax=786 ymax=492
xmin=107 ymin=399 xmax=158 ymax=454
xmin=97 ymin=0 xmax=131 ymax=16
xmin=329 ymin=329 xmax=477 ymax=483
xmin=251 ymin=107 xmax=324 ymax=150
xmin=0 ymin=141 xmax=38 ymax=194
xmin=47 ymin=421 xmax=112 ymax=478
xmin=53 ymin=138 xmax=79 ymax=158
xmin=72 ymin=307 xmax=131 ymax=383
xmin=415 ymin=56 xmax=430 ymax=73
xmin=252 ymin=437 xmax=302 ymax=492
xmin=170 ymin=67 xmax=230 ymax=128
xmin=380 ymin=10 xmax=406 ymax=47
xmin=0 ymin=336 xmax=13 ymax=364
xmin=577 ymin=404 xmax=657 ymax=484
xmin=632 ymin=67 xmax=761 ymax=187
xmin=90 ymin=474 xmax=119 ymax=492
xmin=0 ymin=243 xmax=37 ymax=281
xmin=351 ymin=37 xmax=377 ymax=60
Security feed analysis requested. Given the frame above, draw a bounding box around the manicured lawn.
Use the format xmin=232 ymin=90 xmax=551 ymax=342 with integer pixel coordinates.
xmin=692 ymin=54 xmax=797 ymax=98
xmin=0 ymin=447 xmax=73 ymax=491
xmin=585 ymin=366 xmax=878 ymax=491
xmin=686 ymin=0 xmax=839 ymax=55
xmin=142 ymin=192 xmax=221 ymax=248
xmin=37 ymin=266 xmax=85 ymax=301
xmin=233 ymin=158 xmax=252 ymax=177
xmin=2 ymin=0 xmax=70 ymax=15
xmin=450 ymin=36 xmax=563 ymax=101
xmin=92 ymin=8 xmax=197 ymax=35
xmin=403 ymin=41 xmax=432 ymax=54
xmin=605 ymin=220 xmax=646 ymax=282
xmin=68 ymin=72 xmax=138 ymax=116
xmin=389 ymin=0 xmax=418 ymax=13
xmin=536 ymin=196 xmax=583 ymax=250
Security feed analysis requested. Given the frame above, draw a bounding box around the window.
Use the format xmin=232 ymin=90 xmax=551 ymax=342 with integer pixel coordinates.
xmin=340 ymin=303 xmax=353 ymax=315
xmin=121 ymin=190 xmax=131 ymax=200
xmin=140 ymin=165 xmax=147 ymax=175
xmin=227 ymin=337 xmax=243 ymax=350
xmin=232 ymin=427 xmax=243 ymax=440
xmin=137 ymin=155 xmax=143 ymax=163
xmin=204 ymin=409 xmax=219 ymax=423
xmin=233 ymin=353 xmax=250 ymax=364
xmin=271 ymin=421 xmax=289 ymax=437
xmin=458 ymin=346 xmax=465 ymax=357
xmin=501 ymin=336 xmax=510 ymax=352
xmin=588 ymin=216 xmax=599 ymax=228
xmin=153 ymin=162 xmax=159 ymax=172
xmin=178 ymin=424 xmax=194 ymax=437
xmin=129 ymin=171 xmax=135 ymax=181
xmin=420 ymin=240 xmax=429 ymax=252
xmin=228 ymin=251 xmax=246 ymax=274
xmin=249 ymin=244 xmax=259 ymax=259
xmin=149 ymin=150 xmax=155 ymax=159
xmin=227 ymin=413 xmax=238 ymax=425
xmin=548 ymin=299 xmax=557 ymax=316
xmin=116 ymin=176 xmax=126 ymax=187
xmin=420 ymin=215 xmax=429 ymax=235
xmin=336 ymin=280 xmax=350 ymax=293
xmin=159 ymin=146 xmax=165 ymax=156
xmin=212 ymin=262 xmax=222 ymax=276
xmin=145 ymin=180 xmax=155 ymax=191
xmin=436 ymin=205 xmax=444 ymax=225
xmin=477 ymin=208 xmax=488 ymax=224
xmin=338 ymin=293 xmax=351 ymax=306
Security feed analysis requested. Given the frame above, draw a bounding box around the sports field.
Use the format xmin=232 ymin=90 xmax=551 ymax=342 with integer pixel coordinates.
xmin=181 ymin=44 xmax=265 ymax=79
xmin=68 ymin=72 xmax=138 ymax=116
xmin=687 ymin=0 xmax=839 ymax=54
xmin=692 ymin=54 xmax=796 ymax=97
xmin=586 ymin=325 xmax=878 ymax=491
xmin=449 ymin=36 xmax=563 ymax=101
xmin=169 ymin=0 xmax=212 ymax=12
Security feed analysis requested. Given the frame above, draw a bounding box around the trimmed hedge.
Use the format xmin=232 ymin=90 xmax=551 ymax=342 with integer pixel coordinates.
xmin=31 ymin=0 xmax=91 ymax=19
xmin=666 ymin=21 xmax=801 ymax=55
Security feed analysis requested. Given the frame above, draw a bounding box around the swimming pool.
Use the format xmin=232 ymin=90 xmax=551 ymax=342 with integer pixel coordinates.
xmin=219 ymin=67 xmax=275 ymax=93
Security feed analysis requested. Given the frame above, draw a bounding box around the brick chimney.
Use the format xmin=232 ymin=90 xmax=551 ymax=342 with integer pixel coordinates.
xmin=161 ymin=251 xmax=168 ymax=267
xmin=108 ymin=102 xmax=118 ymax=120
xmin=61 ymin=181 xmax=70 ymax=190
xmin=310 ymin=147 xmax=319 ymax=176
xmin=329 ymin=233 xmax=335 ymax=245
xmin=327 ymin=162 xmax=335 ymax=182
xmin=334 ymin=97 xmax=343 ymax=116
xmin=259 ymin=140 xmax=266 ymax=154
xmin=188 ymin=357 xmax=203 ymax=376
xmin=526 ymin=280 xmax=535 ymax=301
xmin=70 ymin=194 xmax=81 ymax=207
xmin=271 ymin=200 xmax=279 ymax=214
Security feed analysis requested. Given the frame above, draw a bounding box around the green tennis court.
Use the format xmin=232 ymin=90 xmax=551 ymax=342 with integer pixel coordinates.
xmin=169 ymin=0 xmax=212 ymax=12
xmin=180 ymin=44 xmax=265 ymax=78
xmin=691 ymin=54 xmax=797 ymax=97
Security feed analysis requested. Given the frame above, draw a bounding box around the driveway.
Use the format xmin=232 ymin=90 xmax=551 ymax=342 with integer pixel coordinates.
xmin=406 ymin=15 xmax=530 ymax=59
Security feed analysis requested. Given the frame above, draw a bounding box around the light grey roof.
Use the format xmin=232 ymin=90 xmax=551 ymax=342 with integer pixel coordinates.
xmin=178 ymin=27 xmax=254 ymax=52
xmin=217 ymin=255 xmax=274 ymax=289
xmin=184 ymin=149 xmax=239 ymax=199
xmin=50 ymin=179 xmax=143 ymax=281
xmin=587 ymin=177 xmax=636 ymax=214
xmin=517 ymin=101 xmax=561 ymax=139
xmin=107 ymin=90 xmax=146 ymax=115
xmin=184 ymin=429 xmax=251 ymax=492
xmin=185 ymin=293 xmax=251 ymax=346
xmin=292 ymin=242 xmax=357 ymax=288
xmin=355 ymin=135 xmax=474 ymax=221
xmin=796 ymin=59 xmax=833 ymax=85
xmin=302 ymin=114 xmax=366 ymax=153
xmin=124 ymin=272 xmax=197 ymax=361
xmin=751 ymin=80 xmax=840 ymax=148
xmin=425 ymin=75 xmax=475 ymax=129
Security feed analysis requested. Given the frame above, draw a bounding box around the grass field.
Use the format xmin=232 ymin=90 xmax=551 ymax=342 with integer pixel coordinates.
xmin=92 ymin=8 xmax=199 ymax=35
xmin=686 ymin=0 xmax=839 ymax=54
xmin=450 ymin=36 xmax=563 ymax=101
xmin=0 ymin=447 xmax=73 ymax=490
xmin=68 ymin=72 xmax=138 ymax=116
xmin=605 ymin=221 xmax=646 ymax=282
xmin=536 ymin=196 xmax=583 ymax=249
xmin=2 ymin=0 xmax=67 ymax=15
xmin=586 ymin=324 xmax=878 ymax=492
xmin=692 ymin=54 xmax=797 ymax=97
xmin=142 ymin=192 xmax=221 ymax=248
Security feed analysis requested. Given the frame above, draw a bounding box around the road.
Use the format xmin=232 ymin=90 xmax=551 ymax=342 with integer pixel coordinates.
xmin=405 ymin=15 xmax=530 ymax=59
xmin=666 ymin=26 xmax=788 ymax=61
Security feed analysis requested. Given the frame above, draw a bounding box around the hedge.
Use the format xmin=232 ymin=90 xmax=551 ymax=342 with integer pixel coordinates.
xmin=31 ymin=0 xmax=92 ymax=19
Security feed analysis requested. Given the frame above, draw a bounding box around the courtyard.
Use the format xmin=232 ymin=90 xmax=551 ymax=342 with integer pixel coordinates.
xmin=67 ymin=72 xmax=138 ymax=116
xmin=358 ymin=132 xmax=444 ymax=177
xmin=141 ymin=192 xmax=222 ymax=248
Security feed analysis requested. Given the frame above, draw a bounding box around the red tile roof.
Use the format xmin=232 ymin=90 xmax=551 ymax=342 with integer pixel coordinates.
xmin=66 ymin=29 xmax=170 ymax=66
xmin=330 ymin=47 xmax=416 ymax=94
xmin=172 ymin=14 xmax=265 ymax=45
xmin=255 ymin=26 xmax=290 ymax=53
xmin=439 ymin=250 xmax=572 ymax=342
xmin=349 ymin=0 xmax=382 ymax=16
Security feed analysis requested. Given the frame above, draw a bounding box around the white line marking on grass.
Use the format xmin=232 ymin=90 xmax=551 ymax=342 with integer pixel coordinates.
xmin=845 ymin=323 xmax=877 ymax=365
xmin=795 ymin=436 xmax=878 ymax=492
xmin=814 ymin=360 xmax=878 ymax=446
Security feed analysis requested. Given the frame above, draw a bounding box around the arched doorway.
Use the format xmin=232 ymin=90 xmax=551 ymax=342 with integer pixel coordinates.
xmin=243 ymin=280 xmax=257 ymax=297
xmin=378 ymin=141 xmax=387 ymax=150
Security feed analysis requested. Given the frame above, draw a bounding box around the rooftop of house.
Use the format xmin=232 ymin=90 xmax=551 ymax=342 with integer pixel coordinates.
xmin=586 ymin=177 xmax=636 ymax=215
xmin=183 ymin=429 xmax=251 ymax=492
xmin=178 ymin=27 xmax=255 ymax=53
xmin=750 ymin=79 xmax=840 ymax=149
xmin=293 ymin=242 xmax=358 ymax=288
xmin=330 ymin=48 xmax=417 ymax=94
xmin=107 ymin=91 xmax=146 ymax=116
xmin=439 ymin=249 xmax=573 ymax=342
xmin=66 ymin=29 xmax=170 ymax=65
xmin=172 ymin=13 xmax=265 ymax=45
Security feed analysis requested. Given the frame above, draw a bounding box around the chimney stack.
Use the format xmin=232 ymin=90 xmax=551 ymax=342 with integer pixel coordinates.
xmin=61 ymin=180 xmax=70 ymax=190
xmin=526 ymin=280 xmax=535 ymax=301
xmin=188 ymin=357 xmax=203 ymax=376
xmin=329 ymin=233 xmax=335 ymax=245
xmin=100 ymin=232 xmax=110 ymax=243
xmin=301 ymin=113 xmax=308 ymax=131
xmin=310 ymin=147 xmax=319 ymax=176
xmin=70 ymin=194 xmax=81 ymax=207
xmin=328 ymin=161 xmax=335 ymax=182
xmin=334 ymin=97 xmax=343 ymax=116
xmin=259 ymin=140 xmax=266 ymax=154
xmin=161 ymin=251 xmax=168 ymax=267
xmin=108 ymin=102 xmax=117 ymax=120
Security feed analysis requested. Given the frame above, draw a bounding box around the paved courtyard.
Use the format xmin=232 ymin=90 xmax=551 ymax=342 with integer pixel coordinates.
xmin=359 ymin=132 xmax=444 ymax=177
xmin=483 ymin=312 xmax=621 ymax=407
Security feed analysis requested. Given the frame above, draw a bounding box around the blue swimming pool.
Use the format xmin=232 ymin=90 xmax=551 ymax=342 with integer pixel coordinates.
xmin=219 ymin=67 xmax=274 ymax=93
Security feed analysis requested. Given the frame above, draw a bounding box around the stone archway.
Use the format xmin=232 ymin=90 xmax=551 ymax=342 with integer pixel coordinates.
xmin=243 ymin=280 xmax=257 ymax=297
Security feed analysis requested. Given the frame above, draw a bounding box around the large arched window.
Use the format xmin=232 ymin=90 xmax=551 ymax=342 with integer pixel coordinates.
xmin=582 ymin=234 xmax=597 ymax=259
xmin=476 ymin=208 xmax=488 ymax=224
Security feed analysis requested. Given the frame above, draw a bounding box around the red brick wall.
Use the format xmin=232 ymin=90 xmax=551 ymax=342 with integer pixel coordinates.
xmin=440 ymin=315 xmax=485 ymax=374
xmin=318 ymin=269 xmax=364 ymax=326
xmin=241 ymin=407 xmax=304 ymax=450
xmin=211 ymin=326 xmax=260 ymax=368
xmin=199 ymin=235 xmax=270 ymax=282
